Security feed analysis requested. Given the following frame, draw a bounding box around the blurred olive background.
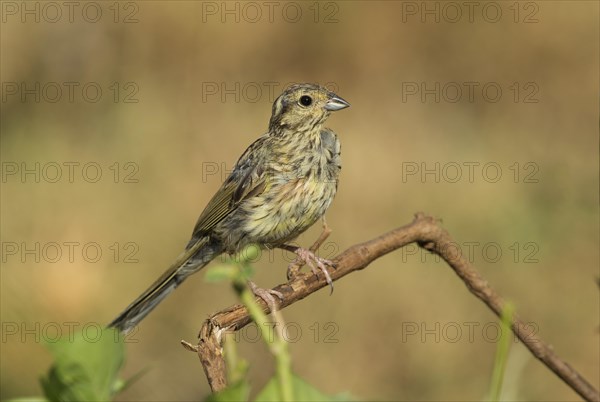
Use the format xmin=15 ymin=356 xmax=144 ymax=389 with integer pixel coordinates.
xmin=1 ymin=1 xmax=598 ymax=401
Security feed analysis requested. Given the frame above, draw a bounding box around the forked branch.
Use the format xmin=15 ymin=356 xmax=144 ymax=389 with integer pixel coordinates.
xmin=183 ymin=213 xmax=599 ymax=401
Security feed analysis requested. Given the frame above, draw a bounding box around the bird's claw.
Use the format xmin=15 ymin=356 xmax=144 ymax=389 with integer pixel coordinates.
xmin=289 ymin=248 xmax=335 ymax=294
xmin=247 ymin=280 xmax=283 ymax=311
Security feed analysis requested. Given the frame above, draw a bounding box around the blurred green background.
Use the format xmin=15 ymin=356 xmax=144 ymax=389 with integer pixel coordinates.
xmin=1 ymin=1 xmax=598 ymax=400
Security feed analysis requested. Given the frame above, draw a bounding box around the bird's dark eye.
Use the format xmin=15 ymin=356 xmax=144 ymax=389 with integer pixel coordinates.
xmin=299 ymin=95 xmax=313 ymax=107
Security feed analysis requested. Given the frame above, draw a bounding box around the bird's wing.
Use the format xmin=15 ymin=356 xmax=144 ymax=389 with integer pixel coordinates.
xmin=191 ymin=135 xmax=269 ymax=237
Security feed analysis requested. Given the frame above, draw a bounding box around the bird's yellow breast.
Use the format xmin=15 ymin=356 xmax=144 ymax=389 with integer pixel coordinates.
xmin=247 ymin=176 xmax=335 ymax=240
xmin=214 ymin=128 xmax=341 ymax=253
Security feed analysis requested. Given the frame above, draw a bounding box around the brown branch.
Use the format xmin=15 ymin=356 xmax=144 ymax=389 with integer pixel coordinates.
xmin=184 ymin=213 xmax=599 ymax=401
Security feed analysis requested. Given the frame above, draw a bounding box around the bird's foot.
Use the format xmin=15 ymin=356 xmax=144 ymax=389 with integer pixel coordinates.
xmin=285 ymin=217 xmax=334 ymax=278
xmin=247 ymin=280 xmax=283 ymax=312
xmin=288 ymin=248 xmax=336 ymax=294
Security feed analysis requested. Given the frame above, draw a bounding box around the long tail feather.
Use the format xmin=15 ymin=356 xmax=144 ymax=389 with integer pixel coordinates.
xmin=107 ymin=236 xmax=221 ymax=334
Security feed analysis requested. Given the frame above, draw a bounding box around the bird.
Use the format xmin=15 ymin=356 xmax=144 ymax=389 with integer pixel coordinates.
xmin=108 ymin=83 xmax=350 ymax=334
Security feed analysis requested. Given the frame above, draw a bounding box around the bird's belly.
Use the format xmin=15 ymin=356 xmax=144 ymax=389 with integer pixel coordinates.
xmin=217 ymin=176 xmax=337 ymax=252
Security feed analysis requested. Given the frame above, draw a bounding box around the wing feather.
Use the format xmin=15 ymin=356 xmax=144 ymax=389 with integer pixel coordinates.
xmin=191 ymin=135 xmax=269 ymax=237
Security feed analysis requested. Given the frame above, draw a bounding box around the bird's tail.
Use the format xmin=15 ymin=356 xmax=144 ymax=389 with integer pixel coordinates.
xmin=108 ymin=236 xmax=222 ymax=334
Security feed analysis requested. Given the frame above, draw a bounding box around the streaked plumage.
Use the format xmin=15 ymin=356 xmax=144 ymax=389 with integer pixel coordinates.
xmin=108 ymin=83 xmax=349 ymax=333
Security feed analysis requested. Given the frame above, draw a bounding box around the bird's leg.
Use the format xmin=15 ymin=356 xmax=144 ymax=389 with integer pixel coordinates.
xmin=247 ymin=280 xmax=283 ymax=312
xmin=285 ymin=217 xmax=335 ymax=280
xmin=309 ymin=217 xmax=333 ymax=253
xmin=281 ymin=218 xmax=336 ymax=294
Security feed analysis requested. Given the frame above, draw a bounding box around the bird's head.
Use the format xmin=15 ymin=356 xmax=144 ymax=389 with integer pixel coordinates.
xmin=268 ymin=83 xmax=350 ymax=133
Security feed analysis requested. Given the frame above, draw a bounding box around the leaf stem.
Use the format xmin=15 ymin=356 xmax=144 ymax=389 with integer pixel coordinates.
xmin=488 ymin=302 xmax=515 ymax=401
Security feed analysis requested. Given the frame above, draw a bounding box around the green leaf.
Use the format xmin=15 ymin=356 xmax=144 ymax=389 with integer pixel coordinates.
xmin=488 ymin=302 xmax=515 ymax=401
xmin=111 ymin=366 xmax=150 ymax=395
xmin=205 ymin=380 xmax=250 ymax=402
xmin=238 ymin=264 xmax=255 ymax=280
xmin=205 ymin=258 xmax=255 ymax=284
xmin=205 ymin=265 xmax=238 ymax=282
xmin=41 ymin=363 xmax=96 ymax=401
xmin=41 ymin=328 xmax=125 ymax=401
xmin=233 ymin=245 xmax=261 ymax=264
xmin=255 ymin=373 xmax=353 ymax=402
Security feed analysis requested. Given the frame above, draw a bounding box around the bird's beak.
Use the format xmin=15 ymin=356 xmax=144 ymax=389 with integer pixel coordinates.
xmin=325 ymin=95 xmax=350 ymax=111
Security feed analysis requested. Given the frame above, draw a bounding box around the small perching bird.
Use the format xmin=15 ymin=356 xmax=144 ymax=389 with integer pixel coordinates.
xmin=108 ymin=83 xmax=350 ymax=334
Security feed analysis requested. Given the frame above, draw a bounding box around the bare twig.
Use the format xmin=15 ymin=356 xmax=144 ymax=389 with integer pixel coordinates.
xmin=187 ymin=213 xmax=599 ymax=401
xmin=193 ymin=319 xmax=227 ymax=392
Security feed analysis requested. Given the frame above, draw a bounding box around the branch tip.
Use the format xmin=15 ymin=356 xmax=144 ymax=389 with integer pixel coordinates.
xmin=190 ymin=214 xmax=599 ymax=401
